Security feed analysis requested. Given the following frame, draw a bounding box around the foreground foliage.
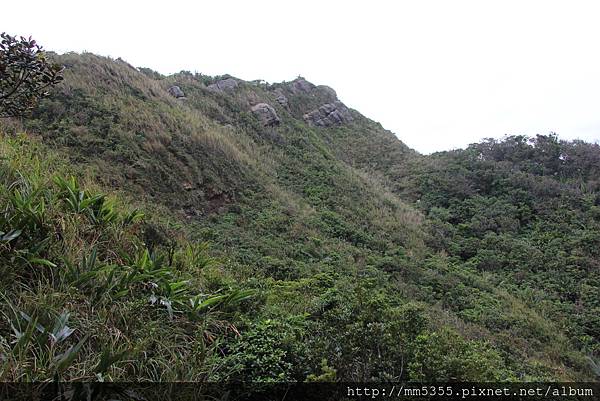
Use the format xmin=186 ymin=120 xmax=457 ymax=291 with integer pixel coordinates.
xmin=0 ymin=33 xmax=63 ymax=118
xmin=0 ymin=136 xmax=253 ymax=380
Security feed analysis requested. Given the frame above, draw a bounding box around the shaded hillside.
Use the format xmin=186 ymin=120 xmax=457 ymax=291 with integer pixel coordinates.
xmin=1 ymin=52 xmax=598 ymax=381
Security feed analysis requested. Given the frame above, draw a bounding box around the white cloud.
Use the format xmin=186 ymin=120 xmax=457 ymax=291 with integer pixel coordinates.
xmin=2 ymin=0 xmax=599 ymax=153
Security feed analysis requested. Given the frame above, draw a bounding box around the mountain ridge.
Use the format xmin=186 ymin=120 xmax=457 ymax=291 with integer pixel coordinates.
xmin=0 ymin=51 xmax=598 ymax=382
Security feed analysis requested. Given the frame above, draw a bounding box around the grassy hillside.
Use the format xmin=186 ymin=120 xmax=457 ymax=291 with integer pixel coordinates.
xmin=0 ymin=52 xmax=598 ymax=381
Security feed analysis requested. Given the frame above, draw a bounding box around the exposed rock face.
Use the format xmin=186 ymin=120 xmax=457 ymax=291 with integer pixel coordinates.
xmin=303 ymin=101 xmax=353 ymax=127
xmin=273 ymin=88 xmax=289 ymax=110
xmin=207 ymin=77 xmax=238 ymax=93
xmin=251 ymin=103 xmax=280 ymax=127
xmin=244 ymin=92 xmax=261 ymax=107
xmin=288 ymin=77 xmax=314 ymax=94
xmin=168 ymin=85 xmax=185 ymax=98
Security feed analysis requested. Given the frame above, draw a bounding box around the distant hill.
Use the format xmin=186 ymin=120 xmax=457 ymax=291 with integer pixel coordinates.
xmin=0 ymin=52 xmax=598 ymax=382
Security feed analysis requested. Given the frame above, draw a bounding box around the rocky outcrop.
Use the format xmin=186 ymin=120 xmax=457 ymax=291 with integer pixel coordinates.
xmin=207 ymin=77 xmax=238 ymax=93
xmin=288 ymin=77 xmax=314 ymax=94
xmin=273 ymin=88 xmax=289 ymax=110
xmin=317 ymin=85 xmax=337 ymax=101
xmin=251 ymin=103 xmax=280 ymax=127
xmin=168 ymin=85 xmax=185 ymax=98
xmin=303 ymin=101 xmax=353 ymax=127
xmin=244 ymin=91 xmax=261 ymax=107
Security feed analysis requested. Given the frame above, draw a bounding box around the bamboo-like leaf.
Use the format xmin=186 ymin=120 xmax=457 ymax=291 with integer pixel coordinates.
xmin=50 ymin=312 xmax=74 ymax=344
xmin=12 ymin=316 xmax=37 ymax=355
xmin=95 ymin=347 xmax=130 ymax=374
xmin=0 ymin=229 xmax=21 ymax=242
xmin=160 ymin=298 xmax=174 ymax=320
xmin=225 ymin=289 xmax=256 ymax=304
xmin=28 ymin=257 xmax=57 ymax=268
xmin=19 ymin=311 xmax=46 ymax=334
xmin=53 ymin=334 xmax=89 ymax=374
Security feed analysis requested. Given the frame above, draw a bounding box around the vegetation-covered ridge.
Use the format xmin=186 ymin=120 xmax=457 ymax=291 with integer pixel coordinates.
xmin=0 ymin=52 xmax=598 ymax=381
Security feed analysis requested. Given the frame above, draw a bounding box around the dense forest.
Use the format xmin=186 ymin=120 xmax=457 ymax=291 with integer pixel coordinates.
xmin=0 ymin=51 xmax=598 ymax=383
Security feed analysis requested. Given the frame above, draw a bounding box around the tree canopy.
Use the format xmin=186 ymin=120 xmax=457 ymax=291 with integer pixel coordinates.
xmin=0 ymin=32 xmax=63 ymax=118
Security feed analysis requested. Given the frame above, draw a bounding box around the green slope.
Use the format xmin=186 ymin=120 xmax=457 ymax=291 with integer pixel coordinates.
xmin=0 ymin=52 xmax=597 ymax=381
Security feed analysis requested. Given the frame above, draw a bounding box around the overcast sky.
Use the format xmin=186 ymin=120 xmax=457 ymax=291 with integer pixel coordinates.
xmin=3 ymin=0 xmax=600 ymax=153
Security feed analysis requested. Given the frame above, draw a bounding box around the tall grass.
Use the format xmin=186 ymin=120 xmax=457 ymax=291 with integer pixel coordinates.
xmin=0 ymin=133 xmax=254 ymax=380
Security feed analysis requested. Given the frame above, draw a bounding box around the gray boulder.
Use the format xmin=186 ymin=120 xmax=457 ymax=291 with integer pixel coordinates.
xmin=208 ymin=77 xmax=238 ymax=93
xmin=273 ymin=88 xmax=289 ymax=109
xmin=168 ymin=85 xmax=185 ymax=98
xmin=303 ymin=101 xmax=353 ymax=127
xmin=251 ymin=103 xmax=281 ymax=127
